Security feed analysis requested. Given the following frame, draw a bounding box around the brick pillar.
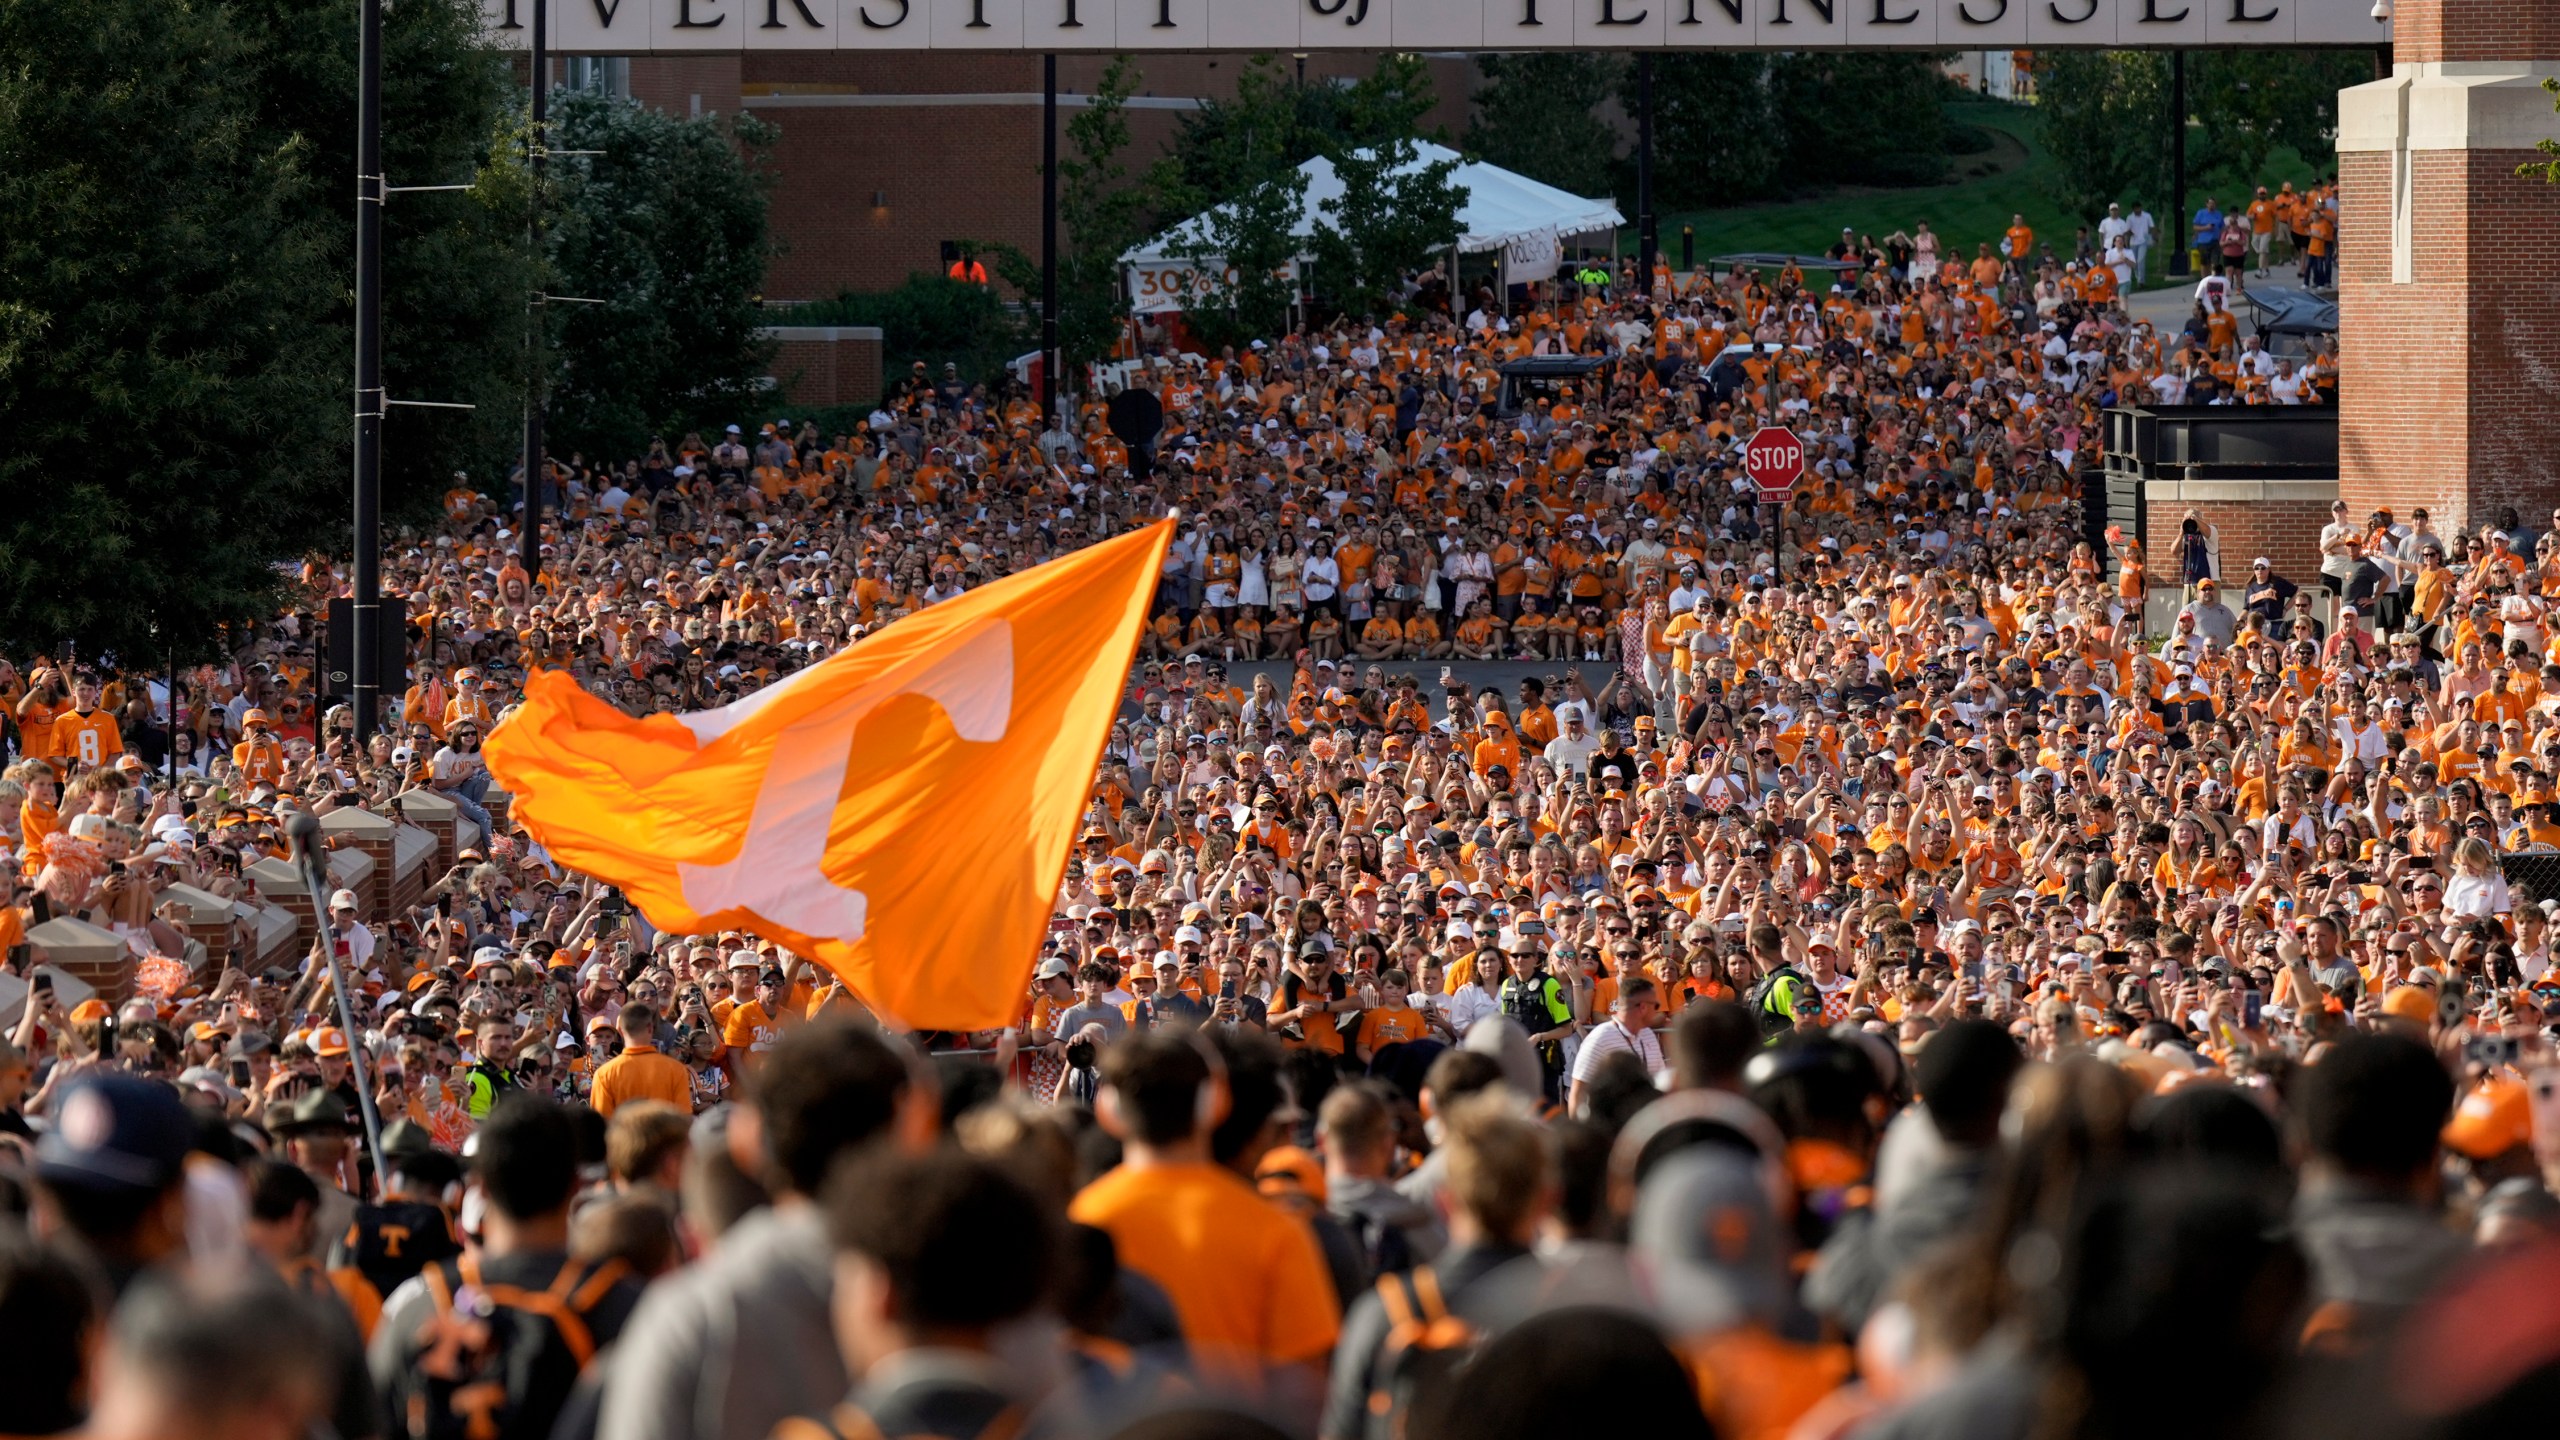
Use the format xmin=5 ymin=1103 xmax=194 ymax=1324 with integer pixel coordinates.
xmin=158 ymin=882 xmax=237 ymax=977
xmin=2338 ymin=1 xmax=2560 ymax=534
xmin=246 ymin=856 xmax=316 ymax=956
xmin=321 ymin=806 xmax=397 ymax=927
xmin=399 ymin=789 xmax=460 ymax=875
xmin=28 ymin=917 xmax=137 ymax=1002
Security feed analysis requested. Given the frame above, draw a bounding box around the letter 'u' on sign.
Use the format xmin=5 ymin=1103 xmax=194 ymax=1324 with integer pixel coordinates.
xmin=479 ymin=0 xmax=2361 ymax=50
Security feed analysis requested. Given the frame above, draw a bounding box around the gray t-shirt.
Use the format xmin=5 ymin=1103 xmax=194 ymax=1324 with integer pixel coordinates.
xmin=1052 ymin=1001 xmax=1128 ymax=1042
xmin=596 ymin=1203 xmax=845 ymax=1440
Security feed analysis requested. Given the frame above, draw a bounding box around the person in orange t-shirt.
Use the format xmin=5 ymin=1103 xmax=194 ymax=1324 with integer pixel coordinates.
xmin=1069 ymin=1033 xmax=1338 ymax=1387
xmin=51 ymin=674 xmax=121 ymax=773
xmin=587 ymin=1004 xmax=697 ymax=1117
xmin=232 ymin=709 xmax=288 ymax=786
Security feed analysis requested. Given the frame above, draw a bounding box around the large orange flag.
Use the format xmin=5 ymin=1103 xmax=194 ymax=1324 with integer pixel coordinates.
xmin=485 ymin=517 xmax=1171 ymax=1030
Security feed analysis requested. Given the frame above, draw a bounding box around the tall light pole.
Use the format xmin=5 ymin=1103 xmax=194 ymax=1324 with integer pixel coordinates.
xmin=351 ymin=0 xmax=385 ymax=744
xmin=1636 ymin=54 xmax=1655 ymax=296
xmin=1042 ymin=53 xmax=1058 ymax=429
xmin=522 ymin=0 xmax=549 ymax=585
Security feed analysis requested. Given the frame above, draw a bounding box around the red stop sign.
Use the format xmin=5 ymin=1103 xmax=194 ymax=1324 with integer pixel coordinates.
xmin=1743 ymin=425 xmax=1804 ymax=503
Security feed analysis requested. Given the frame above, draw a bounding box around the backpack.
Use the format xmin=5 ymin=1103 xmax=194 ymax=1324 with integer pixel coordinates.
xmin=1746 ymin=966 xmax=1809 ymax=1040
xmin=388 ymin=1253 xmax=627 ymax=1440
xmin=1340 ymin=1204 xmax=1417 ymax=1286
xmin=1365 ymin=1266 xmax=1481 ymax=1440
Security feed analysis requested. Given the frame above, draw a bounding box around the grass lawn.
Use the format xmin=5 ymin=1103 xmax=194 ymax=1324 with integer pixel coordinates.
xmin=1645 ymin=100 xmax=2324 ymax=291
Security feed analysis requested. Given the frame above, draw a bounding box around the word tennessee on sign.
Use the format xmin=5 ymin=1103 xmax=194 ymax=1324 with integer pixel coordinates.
xmin=479 ymin=0 xmax=2387 ymax=55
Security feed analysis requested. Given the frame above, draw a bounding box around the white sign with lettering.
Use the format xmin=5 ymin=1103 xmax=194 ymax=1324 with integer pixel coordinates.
xmin=481 ymin=0 xmax=2388 ymax=53
xmin=1125 ymin=258 xmax=1301 ymax=314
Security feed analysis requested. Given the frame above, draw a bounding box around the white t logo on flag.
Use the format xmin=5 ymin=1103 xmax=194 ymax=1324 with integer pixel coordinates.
xmin=677 ymin=621 xmax=1015 ymax=943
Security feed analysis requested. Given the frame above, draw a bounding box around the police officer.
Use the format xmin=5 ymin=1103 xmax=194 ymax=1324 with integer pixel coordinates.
xmin=1497 ymin=932 xmax=1579 ymax=1102
xmin=1743 ymin=924 xmax=1814 ymax=1042
xmin=464 ymin=1016 xmax=520 ymax=1120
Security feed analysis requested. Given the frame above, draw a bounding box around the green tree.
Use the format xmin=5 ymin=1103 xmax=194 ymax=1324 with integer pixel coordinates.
xmin=1165 ymin=52 xmax=1450 ymax=204
xmin=239 ymin=0 xmax=530 ymax=518
xmin=2037 ymin=51 xmax=2173 ymax=224
xmin=1772 ymin=54 xmax=1956 ymax=189
xmin=1162 ymin=53 xmax=1307 ymax=207
xmin=785 ymin=276 xmax=1028 ymax=392
xmin=0 ymin=0 xmax=339 ymax=656
xmin=1468 ymin=53 xmax=1622 ymax=199
xmin=1160 ymin=54 xmax=1463 ymax=329
xmin=1170 ymin=161 xmax=1310 ymax=351
xmin=987 ymin=55 xmax=1146 ymax=372
xmin=1311 ymin=138 xmax=1467 ymax=319
xmin=2524 ymin=77 xmax=2560 ymax=185
xmin=542 ymin=92 xmax=779 ymax=461
xmin=1156 ymin=53 xmax=1307 ymax=349
xmin=1302 ymin=52 xmax=1448 ymax=155
xmin=2188 ymin=49 xmax=2370 ymax=184
xmin=1647 ymin=53 xmax=1784 ymax=209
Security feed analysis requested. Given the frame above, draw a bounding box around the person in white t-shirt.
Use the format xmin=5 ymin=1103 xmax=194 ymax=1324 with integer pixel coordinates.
xmin=2318 ymin=498 xmax=2365 ymax=596
xmin=2268 ymin=360 xmax=2309 ymax=405
xmin=1543 ymin=708 xmax=1600 ymax=773
xmin=1568 ymin=978 xmax=1666 ymax=1117
xmin=2097 ymin=203 xmax=2133 ymax=274
xmin=1441 ymin=949 xmax=1504 ymax=1039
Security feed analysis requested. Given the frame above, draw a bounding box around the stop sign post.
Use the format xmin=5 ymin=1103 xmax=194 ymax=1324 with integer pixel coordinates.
xmin=1743 ymin=425 xmax=1803 ymax=575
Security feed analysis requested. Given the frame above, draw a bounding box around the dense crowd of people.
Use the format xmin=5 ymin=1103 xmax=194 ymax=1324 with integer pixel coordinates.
xmin=9 ymin=183 xmax=2560 ymax=1440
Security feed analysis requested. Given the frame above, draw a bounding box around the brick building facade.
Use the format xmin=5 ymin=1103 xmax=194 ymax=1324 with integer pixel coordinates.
xmin=623 ymin=51 xmax=1477 ymax=301
xmin=2336 ymin=0 xmax=2560 ymax=535
xmin=2144 ymin=493 xmax=2334 ymax=588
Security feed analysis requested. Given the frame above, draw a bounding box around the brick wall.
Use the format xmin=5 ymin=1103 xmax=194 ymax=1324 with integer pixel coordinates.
xmin=2145 ymin=498 xmax=2333 ymax=590
xmin=630 ymin=50 xmax=1478 ymax=300
xmin=2338 ymin=145 xmax=2560 ymax=534
xmin=628 ymin=55 xmax=744 ymax=118
xmin=766 ymin=327 xmax=886 ymax=409
xmin=2392 ymin=0 xmax=2560 ymax=64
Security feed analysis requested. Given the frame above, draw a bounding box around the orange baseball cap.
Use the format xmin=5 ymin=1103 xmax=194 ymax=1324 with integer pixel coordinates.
xmin=309 ymin=1026 xmax=351 ymax=1058
xmin=69 ymin=999 xmax=110 ymax=1025
xmin=2379 ymin=986 xmax=2437 ymax=1024
xmin=2443 ymin=1076 xmax=2533 ymax=1160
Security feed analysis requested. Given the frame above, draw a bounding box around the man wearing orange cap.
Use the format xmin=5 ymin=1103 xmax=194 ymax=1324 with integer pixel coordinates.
xmin=2443 ymin=1074 xmax=2541 ymax=1190
xmin=233 ymin=709 xmax=286 ymax=786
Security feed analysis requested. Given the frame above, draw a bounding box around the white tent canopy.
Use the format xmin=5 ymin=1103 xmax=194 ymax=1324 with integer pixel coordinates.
xmin=1121 ymin=141 xmax=1622 ymax=308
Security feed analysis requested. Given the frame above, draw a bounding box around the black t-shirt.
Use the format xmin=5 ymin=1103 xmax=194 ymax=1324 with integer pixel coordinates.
xmin=331 ymin=1198 xmax=461 ymax=1301
xmin=1588 ymin=745 xmax=1640 ymax=792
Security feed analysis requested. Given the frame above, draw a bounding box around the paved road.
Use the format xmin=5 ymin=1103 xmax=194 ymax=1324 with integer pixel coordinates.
xmin=2124 ymin=280 xmax=2199 ymax=333
xmin=1167 ymin=658 xmax=1633 ymax=710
